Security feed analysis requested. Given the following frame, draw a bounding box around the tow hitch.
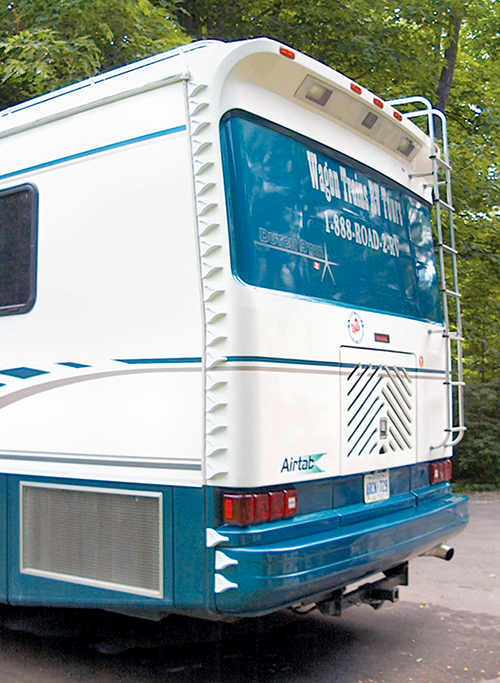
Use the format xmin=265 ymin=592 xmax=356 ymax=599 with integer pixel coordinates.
xmin=317 ymin=562 xmax=409 ymax=617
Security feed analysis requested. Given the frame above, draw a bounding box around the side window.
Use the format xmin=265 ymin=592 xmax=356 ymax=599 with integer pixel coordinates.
xmin=0 ymin=185 xmax=38 ymax=315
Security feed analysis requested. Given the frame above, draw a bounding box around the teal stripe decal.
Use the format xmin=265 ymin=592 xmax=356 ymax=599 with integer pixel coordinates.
xmin=0 ymin=125 xmax=186 ymax=182
xmin=115 ymin=357 xmax=202 ymax=365
xmin=225 ymin=355 xmax=446 ymax=375
xmin=226 ymin=355 xmax=342 ymax=368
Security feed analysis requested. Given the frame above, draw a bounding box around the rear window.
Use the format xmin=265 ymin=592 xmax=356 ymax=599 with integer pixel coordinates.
xmin=0 ymin=185 xmax=38 ymax=315
xmin=221 ymin=113 xmax=442 ymax=323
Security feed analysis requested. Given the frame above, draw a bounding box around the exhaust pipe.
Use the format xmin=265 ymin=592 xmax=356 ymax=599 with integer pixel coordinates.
xmin=421 ymin=544 xmax=454 ymax=561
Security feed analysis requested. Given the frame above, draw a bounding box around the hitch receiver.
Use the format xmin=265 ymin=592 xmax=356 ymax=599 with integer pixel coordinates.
xmin=318 ymin=562 xmax=409 ymax=617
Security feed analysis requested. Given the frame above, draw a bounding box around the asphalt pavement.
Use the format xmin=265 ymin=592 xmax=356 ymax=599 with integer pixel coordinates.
xmin=0 ymin=492 xmax=498 ymax=683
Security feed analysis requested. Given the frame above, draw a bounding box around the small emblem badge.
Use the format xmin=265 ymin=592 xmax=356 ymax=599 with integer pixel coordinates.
xmin=348 ymin=312 xmax=365 ymax=344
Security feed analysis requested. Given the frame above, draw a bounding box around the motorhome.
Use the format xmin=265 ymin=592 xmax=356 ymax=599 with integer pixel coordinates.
xmin=0 ymin=38 xmax=468 ymax=618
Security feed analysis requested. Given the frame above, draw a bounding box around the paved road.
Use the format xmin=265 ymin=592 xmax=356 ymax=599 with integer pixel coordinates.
xmin=0 ymin=493 xmax=498 ymax=683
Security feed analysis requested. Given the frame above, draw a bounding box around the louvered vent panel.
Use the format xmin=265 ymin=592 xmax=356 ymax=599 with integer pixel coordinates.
xmin=340 ymin=348 xmax=417 ymax=475
xmin=21 ymin=485 xmax=162 ymax=597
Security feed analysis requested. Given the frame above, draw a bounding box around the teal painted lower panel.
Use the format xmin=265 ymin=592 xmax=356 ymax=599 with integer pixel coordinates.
xmin=172 ymin=486 xmax=209 ymax=611
xmin=7 ymin=476 xmax=176 ymax=610
xmin=214 ymin=492 xmax=469 ymax=616
xmin=0 ymin=475 xmax=7 ymax=602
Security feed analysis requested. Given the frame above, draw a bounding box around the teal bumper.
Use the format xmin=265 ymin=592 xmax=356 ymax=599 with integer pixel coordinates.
xmin=214 ymin=487 xmax=469 ymax=616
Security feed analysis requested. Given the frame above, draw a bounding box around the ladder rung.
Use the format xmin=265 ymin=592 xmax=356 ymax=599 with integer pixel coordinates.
xmin=441 ymin=288 xmax=461 ymax=299
xmin=430 ymin=154 xmax=452 ymax=171
xmin=443 ymin=333 xmax=464 ymax=341
xmin=435 ymin=198 xmax=455 ymax=212
xmin=445 ymin=381 xmax=466 ymax=387
xmin=409 ymin=171 xmax=433 ymax=179
xmin=438 ymin=243 xmax=458 ymax=255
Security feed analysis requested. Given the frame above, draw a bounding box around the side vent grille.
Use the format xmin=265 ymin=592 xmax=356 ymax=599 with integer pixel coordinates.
xmin=21 ymin=484 xmax=163 ymax=597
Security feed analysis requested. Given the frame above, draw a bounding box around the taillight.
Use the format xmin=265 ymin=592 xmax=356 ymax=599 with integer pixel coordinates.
xmin=222 ymin=488 xmax=298 ymax=526
xmin=430 ymin=459 xmax=452 ymax=485
xmin=268 ymin=490 xmax=285 ymax=521
xmin=223 ymin=493 xmax=254 ymax=526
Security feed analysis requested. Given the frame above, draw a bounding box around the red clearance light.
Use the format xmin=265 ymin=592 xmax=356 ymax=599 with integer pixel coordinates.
xmin=430 ymin=459 xmax=453 ymax=485
xmin=393 ymin=110 xmax=403 ymax=121
xmin=280 ymin=46 xmax=296 ymax=60
xmin=374 ymin=97 xmax=384 ymax=109
xmin=351 ymin=83 xmax=362 ymax=95
xmin=222 ymin=488 xmax=298 ymax=526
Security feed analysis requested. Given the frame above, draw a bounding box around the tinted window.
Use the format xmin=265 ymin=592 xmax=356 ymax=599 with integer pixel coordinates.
xmin=0 ymin=185 xmax=37 ymax=314
xmin=221 ymin=114 xmax=441 ymax=323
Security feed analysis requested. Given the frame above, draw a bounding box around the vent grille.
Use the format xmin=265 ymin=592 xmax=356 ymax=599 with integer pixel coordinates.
xmin=340 ymin=347 xmax=417 ymax=475
xmin=346 ymin=363 xmax=413 ymax=458
xmin=21 ymin=484 xmax=162 ymax=597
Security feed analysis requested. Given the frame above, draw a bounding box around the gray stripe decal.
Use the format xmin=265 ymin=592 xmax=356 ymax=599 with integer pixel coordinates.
xmin=0 ymin=366 xmax=201 ymax=410
xmin=0 ymin=451 xmax=201 ymax=470
xmin=224 ymin=356 xmax=445 ymax=376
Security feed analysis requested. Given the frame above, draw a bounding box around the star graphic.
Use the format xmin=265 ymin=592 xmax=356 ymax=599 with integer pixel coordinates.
xmin=320 ymin=243 xmax=339 ymax=284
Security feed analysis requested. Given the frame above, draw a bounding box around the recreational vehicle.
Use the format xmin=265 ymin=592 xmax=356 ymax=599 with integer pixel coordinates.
xmin=0 ymin=38 xmax=468 ymax=618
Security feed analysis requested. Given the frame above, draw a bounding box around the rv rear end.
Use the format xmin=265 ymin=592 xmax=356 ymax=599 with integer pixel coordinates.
xmin=0 ymin=39 xmax=468 ymax=620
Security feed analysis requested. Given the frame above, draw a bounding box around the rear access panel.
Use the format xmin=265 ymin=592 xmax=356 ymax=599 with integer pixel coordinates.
xmin=340 ymin=347 xmax=417 ymax=476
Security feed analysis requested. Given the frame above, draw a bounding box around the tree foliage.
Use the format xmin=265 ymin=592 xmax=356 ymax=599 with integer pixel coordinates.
xmin=0 ymin=0 xmax=188 ymax=108
xmin=0 ymin=0 xmax=498 ymax=484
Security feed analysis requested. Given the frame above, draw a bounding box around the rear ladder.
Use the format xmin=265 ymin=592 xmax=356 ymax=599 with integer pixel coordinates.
xmin=388 ymin=96 xmax=465 ymax=448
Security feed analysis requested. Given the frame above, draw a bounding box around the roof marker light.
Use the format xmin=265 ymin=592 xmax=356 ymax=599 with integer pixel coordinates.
xmin=374 ymin=97 xmax=384 ymax=109
xmin=280 ymin=47 xmax=296 ymax=60
xmin=393 ymin=110 xmax=403 ymax=122
xmin=351 ymin=83 xmax=362 ymax=95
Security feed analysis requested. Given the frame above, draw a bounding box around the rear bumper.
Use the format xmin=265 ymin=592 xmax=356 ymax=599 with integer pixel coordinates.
xmin=214 ymin=486 xmax=469 ymax=616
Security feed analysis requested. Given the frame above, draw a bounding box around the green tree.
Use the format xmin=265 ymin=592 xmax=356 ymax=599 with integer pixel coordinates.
xmin=0 ymin=0 xmax=188 ymax=108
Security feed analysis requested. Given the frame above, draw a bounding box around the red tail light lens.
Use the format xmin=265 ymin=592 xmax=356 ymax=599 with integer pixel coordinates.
xmin=430 ymin=459 xmax=453 ymax=485
xmin=223 ymin=488 xmax=298 ymax=526
xmin=268 ymin=490 xmax=285 ymax=521
xmin=253 ymin=492 xmax=270 ymax=524
xmin=223 ymin=493 xmax=254 ymax=526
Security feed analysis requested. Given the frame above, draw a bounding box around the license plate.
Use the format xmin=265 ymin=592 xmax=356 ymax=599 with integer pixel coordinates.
xmin=364 ymin=470 xmax=390 ymax=504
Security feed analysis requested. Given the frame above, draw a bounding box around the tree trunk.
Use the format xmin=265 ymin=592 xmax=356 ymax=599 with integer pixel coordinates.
xmin=437 ymin=15 xmax=462 ymax=113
